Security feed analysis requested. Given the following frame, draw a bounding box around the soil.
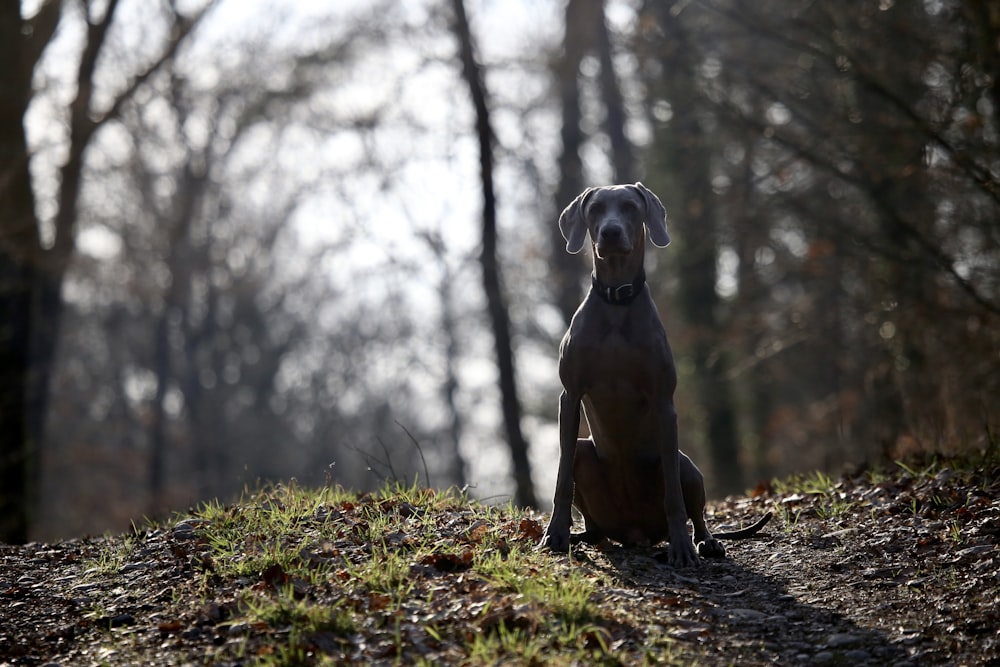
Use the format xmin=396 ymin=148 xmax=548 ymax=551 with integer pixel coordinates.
xmin=1 ymin=460 xmax=998 ymax=666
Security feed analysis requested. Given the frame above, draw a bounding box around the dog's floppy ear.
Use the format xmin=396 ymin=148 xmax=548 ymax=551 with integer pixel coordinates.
xmin=633 ymin=182 xmax=670 ymax=247
xmin=558 ymin=187 xmax=595 ymax=254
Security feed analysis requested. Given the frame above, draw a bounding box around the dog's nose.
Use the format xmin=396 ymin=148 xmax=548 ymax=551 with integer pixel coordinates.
xmin=599 ymin=224 xmax=623 ymax=244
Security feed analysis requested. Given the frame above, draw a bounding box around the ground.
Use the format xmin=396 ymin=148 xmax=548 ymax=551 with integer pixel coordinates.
xmin=1 ymin=457 xmax=998 ymax=666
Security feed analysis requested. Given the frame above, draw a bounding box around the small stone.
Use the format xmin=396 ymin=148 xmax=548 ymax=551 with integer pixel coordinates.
xmin=826 ymin=632 xmax=861 ymax=648
xmin=228 ymin=622 xmax=251 ymax=635
xmin=172 ymin=519 xmax=209 ymax=540
xmin=120 ymin=561 xmax=153 ymax=573
xmin=729 ymin=608 xmax=769 ymax=621
xmin=108 ymin=613 xmax=136 ymax=628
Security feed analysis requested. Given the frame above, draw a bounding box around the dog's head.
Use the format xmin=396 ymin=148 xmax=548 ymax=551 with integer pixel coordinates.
xmin=558 ymin=182 xmax=669 ymax=257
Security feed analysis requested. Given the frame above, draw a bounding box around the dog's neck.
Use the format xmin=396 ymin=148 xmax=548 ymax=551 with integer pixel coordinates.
xmin=592 ymin=269 xmax=646 ymax=305
xmin=591 ymin=233 xmax=647 ymax=306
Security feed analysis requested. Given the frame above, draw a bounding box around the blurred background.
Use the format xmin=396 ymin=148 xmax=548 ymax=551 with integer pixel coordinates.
xmin=1 ymin=0 xmax=997 ymax=542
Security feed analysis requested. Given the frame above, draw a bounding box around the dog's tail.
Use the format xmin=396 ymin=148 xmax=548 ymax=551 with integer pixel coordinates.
xmin=714 ymin=511 xmax=773 ymax=540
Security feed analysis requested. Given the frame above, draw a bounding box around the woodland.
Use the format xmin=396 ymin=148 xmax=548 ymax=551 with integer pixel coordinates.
xmin=1 ymin=0 xmax=998 ymax=543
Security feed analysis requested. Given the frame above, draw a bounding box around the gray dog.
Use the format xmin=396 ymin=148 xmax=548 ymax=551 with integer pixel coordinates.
xmin=540 ymin=182 xmax=770 ymax=567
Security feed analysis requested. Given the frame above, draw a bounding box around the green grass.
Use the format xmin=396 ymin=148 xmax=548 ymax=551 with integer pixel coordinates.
xmin=894 ymin=458 xmax=940 ymax=480
xmin=768 ymin=470 xmax=856 ymax=523
xmin=771 ymin=503 xmax=804 ymax=533
xmin=770 ymin=470 xmax=836 ymax=497
xmin=241 ymin=588 xmax=356 ymax=666
xmin=167 ymin=481 xmax=641 ymax=665
xmin=81 ymin=526 xmax=144 ymax=578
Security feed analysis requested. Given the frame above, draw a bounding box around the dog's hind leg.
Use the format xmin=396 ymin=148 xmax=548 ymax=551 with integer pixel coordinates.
xmin=680 ymin=451 xmax=727 ymax=558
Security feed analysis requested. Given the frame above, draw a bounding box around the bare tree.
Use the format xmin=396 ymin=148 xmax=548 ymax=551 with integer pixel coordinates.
xmin=0 ymin=0 xmax=214 ymax=542
xmin=0 ymin=0 xmax=55 ymax=544
xmin=636 ymin=4 xmax=745 ymax=494
xmin=451 ymin=0 xmax=537 ymax=508
xmin=418 ymin=231 xmax=469 ymax=489
xmin=550 ymin=0 xmax=599 ymax=325
xmin=629 ymin=0 xmax=1000 ymax=473
xmin=550 ymin=0 xmax=636 ymax=326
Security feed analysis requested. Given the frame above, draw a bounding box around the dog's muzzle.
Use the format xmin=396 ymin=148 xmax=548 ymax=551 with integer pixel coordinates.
xmin=595 ymin=221 xmax=631 ymax=257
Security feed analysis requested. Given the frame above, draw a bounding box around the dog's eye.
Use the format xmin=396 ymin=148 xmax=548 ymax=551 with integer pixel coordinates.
xmin=589 ymin=201 xmax=606 ymax=216
xmin=621 ymin=201 xmax=638 ymax=214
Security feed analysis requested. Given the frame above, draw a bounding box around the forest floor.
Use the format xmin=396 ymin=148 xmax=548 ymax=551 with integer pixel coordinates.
xmin=2 ymin=454 xmax=999 ymax=666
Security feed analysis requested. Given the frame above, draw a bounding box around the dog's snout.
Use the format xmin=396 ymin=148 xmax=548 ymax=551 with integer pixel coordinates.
xmin=595 ymin=220 xmax=631 ymax=257
xmin=599 ymin=223 xmax=623 ymax=244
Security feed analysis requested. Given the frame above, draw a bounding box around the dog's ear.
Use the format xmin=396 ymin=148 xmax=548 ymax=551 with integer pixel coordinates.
xmin=633 ymin=182 xmax=670 ymax=247
xmin=558 ymin=187 xmax=594 ymax=254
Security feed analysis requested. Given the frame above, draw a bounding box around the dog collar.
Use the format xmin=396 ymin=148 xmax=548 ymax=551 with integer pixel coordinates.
xmin=591 ymin=270 xmax=646 ymax=305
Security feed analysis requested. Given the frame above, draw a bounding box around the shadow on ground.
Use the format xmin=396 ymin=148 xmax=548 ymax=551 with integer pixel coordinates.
xmin=573 ymin=533 xmax=918 ymax=666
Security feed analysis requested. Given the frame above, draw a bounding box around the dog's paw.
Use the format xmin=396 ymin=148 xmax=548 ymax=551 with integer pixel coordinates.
xmin=697 ymin=538 xmax=727 ymax=559
xmin=538 ymin=528 xmax=571 ymax=553
xmin=664 ymin=540 xmax=700 ymax=568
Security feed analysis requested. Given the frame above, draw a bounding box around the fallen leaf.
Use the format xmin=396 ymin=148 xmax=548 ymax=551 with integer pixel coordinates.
xmin=518 ymin=518 xmax=545 ymax=541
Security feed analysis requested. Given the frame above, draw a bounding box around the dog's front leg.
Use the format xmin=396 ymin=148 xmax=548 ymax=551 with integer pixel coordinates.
xmin=540 ymin=389 xmax=581 ymax=551
xmin=660 ymin=398 xmax=699 ymax=567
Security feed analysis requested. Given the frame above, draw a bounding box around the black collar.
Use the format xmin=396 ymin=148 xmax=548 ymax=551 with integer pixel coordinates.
xmin=591 ymin=270 xmax=646 ymax=305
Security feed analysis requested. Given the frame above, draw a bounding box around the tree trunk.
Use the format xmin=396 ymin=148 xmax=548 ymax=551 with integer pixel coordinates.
xmin=551 ymin=0 xmax=635 ymax=326
xmin=649 ymin=8 xmax=744 ymax=495
xmin=730 ymin=140 xmax=776 ymax=482
xmin=420 ymin=231 xmax=469 ymax=489
xmin=0 ymin=3 xmax=38 ymax=544
xmin=594 ymin=2 xmax=634 ymax=183
xmin=451 ymin=0 xmax=537 ymax=508
xmin=1 ymin=0 xmax=211 ymax=541
xmin=551 ymin=0 xmax=601 ymax=326
xmin=440 ymin=277 xmax=468 ymax=489
xmin=30 ymin=0 xmax=126 ymax=458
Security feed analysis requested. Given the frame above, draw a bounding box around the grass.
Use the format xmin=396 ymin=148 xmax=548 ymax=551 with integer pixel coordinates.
xmin=766 ymin=448 xmax=1000 ymax=537
xmin=157 ymin=481 xmax=645 ymax=665
xmin=771 ymin=503 xmax=804 ymax=533
xmin=768 ymin=470 xmax=856 ymax=524
xmin=240 ymin=588 xmax=356 ymax=666
xmin=893 ymin=458 xmax=940 ymax=480
xmin=770 ymin=470 xmax=836 ymax=497
xmin=81 ymin=529 xmax=141 ymax=577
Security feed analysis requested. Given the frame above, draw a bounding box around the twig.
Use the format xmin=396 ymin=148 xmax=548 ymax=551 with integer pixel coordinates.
xmin=395 ymin=420 xmax=431 ymax=488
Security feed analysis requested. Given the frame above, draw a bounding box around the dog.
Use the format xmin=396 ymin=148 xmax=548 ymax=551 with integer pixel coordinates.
xmin=539 ymin=182 xmax=771 ymax=566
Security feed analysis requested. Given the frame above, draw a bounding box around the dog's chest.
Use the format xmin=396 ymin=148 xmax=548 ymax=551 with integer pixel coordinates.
xmin=566 ymin=308 xmax=671 ymax=397
xmin=586 ymin=341 xmax=661 ymax=391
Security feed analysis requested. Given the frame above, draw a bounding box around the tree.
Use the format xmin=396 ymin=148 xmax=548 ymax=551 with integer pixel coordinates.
xmin=418 ymin=230 xmax=470 ymax=489
xmin=711 ymin=0 xmax=1000 ymax=456
xmin=451 ymin=0 xmax=537 ymax=508
xmin=636 ymin=0 xmax=1000 ymax=472
xmin=0 ymin=0 xmax=214 ymax=543
xmin=34 ymin=0 xmax=525 ymax=537
xmin=633 ymin=3 xmax=745 ymax=494
xmin=0 ymin=0 xmax=49 ymax=544
xmin=550 ymin=0 xmax=638 ymax=327
xmin=550 ymin=0 xmax=599 ymax=325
